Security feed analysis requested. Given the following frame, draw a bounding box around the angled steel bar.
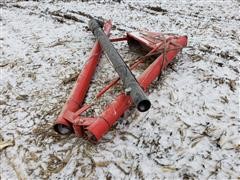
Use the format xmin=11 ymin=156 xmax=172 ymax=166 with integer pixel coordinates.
xmin=89 ymin=19 xmax=151 ymax=112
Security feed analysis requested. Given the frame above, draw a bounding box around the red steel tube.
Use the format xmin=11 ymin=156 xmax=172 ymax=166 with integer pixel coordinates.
xmin=87 ymin=36 xmax=188 ymax=140
xmin=54 ymin=21 xmax=112 ymax=134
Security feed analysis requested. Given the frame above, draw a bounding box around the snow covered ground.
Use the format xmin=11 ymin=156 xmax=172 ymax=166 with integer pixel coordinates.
xmin=0 ymin=0 xmax=239 ymax=179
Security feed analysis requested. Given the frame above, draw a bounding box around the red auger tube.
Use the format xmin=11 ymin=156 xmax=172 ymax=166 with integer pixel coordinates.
xmin=54 ymin=20 xmax=112 ymax=135
xmin=86 ymin=35 xmax=188 ymax=140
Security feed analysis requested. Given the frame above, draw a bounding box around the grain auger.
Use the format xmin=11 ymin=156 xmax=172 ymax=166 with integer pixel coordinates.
xmin=53 ymin=19 xmax=188 ymax=142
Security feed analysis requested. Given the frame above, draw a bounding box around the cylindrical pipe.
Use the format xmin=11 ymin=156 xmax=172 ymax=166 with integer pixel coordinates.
xmin=54 ymin=20 xmax=112 ymax=135
xmin=87 ymin=36 xmax=188 ymax=140
xmin=89 ymin=19 xmax=151 ymax=112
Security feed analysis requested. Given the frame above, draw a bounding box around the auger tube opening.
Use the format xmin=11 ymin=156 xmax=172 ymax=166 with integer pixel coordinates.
xmin=54 ymin=124 xmax=73 ymax=135
xmin=137 ymin=100 xmax=151 ymax=112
